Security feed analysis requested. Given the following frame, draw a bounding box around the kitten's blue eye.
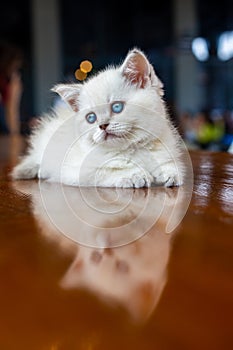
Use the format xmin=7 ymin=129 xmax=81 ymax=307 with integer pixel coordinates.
xmin=86 ymin=112 xmax=97 ymax=124
xmin=111 ymin=101 xmax=124 ymax=114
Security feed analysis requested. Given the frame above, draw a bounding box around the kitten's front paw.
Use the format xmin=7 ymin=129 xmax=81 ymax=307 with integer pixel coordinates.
xmin=116 ymin=173 xmax=152 ymax=188
xmin=153 ymin=165 xmax=183 ymax=187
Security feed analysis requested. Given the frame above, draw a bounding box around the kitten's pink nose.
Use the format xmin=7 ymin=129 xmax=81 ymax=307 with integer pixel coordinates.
xmin=99 ymin=123 xmax=109 ymax=131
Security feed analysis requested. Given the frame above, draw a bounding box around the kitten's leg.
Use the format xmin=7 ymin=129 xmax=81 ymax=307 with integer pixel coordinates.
xmin=11 ymin=155 xmax=39 ymax=179
xmin=152 ymin=162 xmax=183 ymax=187
xmin=95 ymin=169 xmax=154 ymax=188
xmin=116 ymin=173 xmax=153 ymax=188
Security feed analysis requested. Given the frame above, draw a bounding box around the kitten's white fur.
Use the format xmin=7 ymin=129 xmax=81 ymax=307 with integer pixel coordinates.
xmin=12 ymin=48 xmax=185 ymax=187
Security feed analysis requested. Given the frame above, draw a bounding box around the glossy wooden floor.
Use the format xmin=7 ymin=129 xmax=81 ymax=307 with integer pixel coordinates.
xmin=0 ymin=136 xmax=233 ymax=350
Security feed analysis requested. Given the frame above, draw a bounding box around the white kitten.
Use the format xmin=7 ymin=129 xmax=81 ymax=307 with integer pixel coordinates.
xmin=12 ymin=48 xmax=185 ymax=187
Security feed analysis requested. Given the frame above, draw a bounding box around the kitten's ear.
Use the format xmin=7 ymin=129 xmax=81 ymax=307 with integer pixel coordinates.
xmin=51 ymin=84 xmax=81 ymax=112
xmin=121 ymin=48 xmax=150 ymax=88
xmin=121 ymin=48 xmax=164 ymax=95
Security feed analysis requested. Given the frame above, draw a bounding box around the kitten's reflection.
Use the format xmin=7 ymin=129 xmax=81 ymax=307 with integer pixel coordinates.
xmin=60 ymin=225 xmax=171 ymax=323
xmin=12 ymin=180 xmax=186 ymax=323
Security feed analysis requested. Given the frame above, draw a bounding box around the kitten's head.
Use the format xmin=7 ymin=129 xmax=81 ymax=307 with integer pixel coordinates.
xmin=53 ymin=48 xmax=166 ymax=149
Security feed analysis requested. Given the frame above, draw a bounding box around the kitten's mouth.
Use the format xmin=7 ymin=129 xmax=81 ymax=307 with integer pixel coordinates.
xmin=104 ymin=132 xmax=121 ymax=140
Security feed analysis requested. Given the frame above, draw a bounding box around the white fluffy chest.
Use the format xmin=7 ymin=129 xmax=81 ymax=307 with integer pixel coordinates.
xmin=60 ymin=142 xmax=165 ymax=187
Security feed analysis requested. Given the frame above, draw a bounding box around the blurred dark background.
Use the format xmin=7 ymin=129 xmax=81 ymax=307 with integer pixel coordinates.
xmin=0 ymin=0 xmax=233 ymax=150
